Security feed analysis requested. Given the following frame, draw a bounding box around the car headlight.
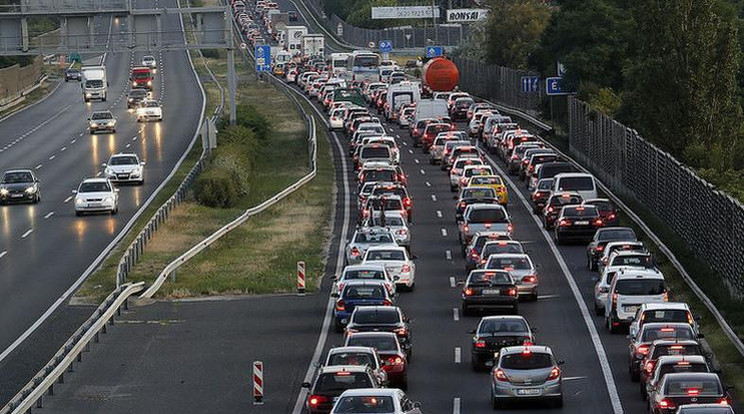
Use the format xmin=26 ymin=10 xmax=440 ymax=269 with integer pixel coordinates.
xmin=104 ymin=196 xmax=114 ymax=203
xmin=75 ymin=197 xmax=84 ymax=205
xmin=128 ymin=98 xmax=133 ymax=102
xmin=107 ymin=121 xmax=116 ymax=126
xmin=147 ymin=81 xmax=152 ymax=86
xmin=86 ymin=93 xmax=92 ymax=97
xmin=25 ymin=186 xmax=36 ymax=193
xmin=0 ymin=188 xmax=8 ymax=195
xmin=105 ymin=167 xmax=114 ymax=176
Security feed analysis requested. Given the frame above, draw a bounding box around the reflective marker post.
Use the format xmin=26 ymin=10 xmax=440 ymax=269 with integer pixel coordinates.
xmin=297 ymin=261 xmax=306 ymax=295
xmin=253 ymin=361 xmax=264 ymax=405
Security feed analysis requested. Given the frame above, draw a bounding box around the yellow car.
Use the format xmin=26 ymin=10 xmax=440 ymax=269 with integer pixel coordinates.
xmin=467 ymin=175 xmax=508 ymax=205
xmin=273 ymin=65 xmax=285 ymax=77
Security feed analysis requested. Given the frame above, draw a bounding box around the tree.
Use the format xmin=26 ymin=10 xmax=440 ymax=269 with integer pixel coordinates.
xmin=621 ymin=0 xmax=743 ymax=169
xmin=482 ymin=0 xmax=551 ymax=69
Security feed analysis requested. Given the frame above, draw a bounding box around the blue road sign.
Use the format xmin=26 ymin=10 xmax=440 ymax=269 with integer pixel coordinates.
xmin=379 ymin=40 xmax=393 ymax=53
xmin=521 ymin=76 xmax=539 ymax=93
xmin=255 ymin=45 xmax=271 ymax=72
xmin=546 ymin=76 xmax=570 ymax=96
xmin=426 ymin=46 xmax=443 ymax=58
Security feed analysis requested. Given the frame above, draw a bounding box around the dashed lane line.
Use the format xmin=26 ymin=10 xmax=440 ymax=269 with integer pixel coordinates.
xmin=0 ymin=251 xmax=6 ymax=260
xmin=431 ymin=194 xmax=437 ymax=202
xmin=445 ymin=250 xmax=452 ymax=260
xmin=20 ymin=229 xmax=33 ymax=239
xmin=441 ymin=228 xmax=448 ymax=237
xmin=43 ymin=212 xmax=54 ymax=219
xmin=453 ymin=308 xmax=459 ymax=322
xmin=454 ymin=347 xmax=461 ymax=363
xmin=450 ymin=277 xmax=456 ymax=288
xmin=437 ymin=210 xmax=443 ymax=218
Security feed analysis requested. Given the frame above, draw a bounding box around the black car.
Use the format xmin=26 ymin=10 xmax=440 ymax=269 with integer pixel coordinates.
xmin=288 ymin=10 xmax=298 ymax=21
xmin=648 ymin=372 xmax=731 ymax=413
xmin=0 ymin=169 xmax=41 ymax=204
xmin=460 ymin=270 xmax=519 ymax=316
xmin=554 ymin=204 xmax=603 ymax=244
xmin=469 ymin=315 xmax=535 ymax=371
xmin=450 ymin=98 xmax=475 ymax=120
xmin=302 ymin=366 xmax=380 ymax=414
xmin=64 ymin=68 xmax=81 ymax=82
xmin=455 ymin=187 xmax=499 ymax=223
xmin=127 ymin=88 xmax=149 ymax=108
xmin=345 ymin=306 xmax=412 ymax=360
xmin=464 ymin=231 xmax=512 ymax=270
xmin=586 ymin=226 xmax=638 ymax=270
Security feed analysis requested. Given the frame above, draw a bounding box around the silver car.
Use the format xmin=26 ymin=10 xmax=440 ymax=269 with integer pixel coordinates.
xmin=362 ymin=211 xmax=410 ymax=248
xmin=88 ymin=111 xmax=116 ymax=134
xmin=490 ymin=345 xmax=563 ymax=408
xmin=74 ymin=178 xmax=119 ymax=216
xmin=346 ymin=227 xmax=397 ymax=265
xmin=103 ymin=153 xmax=145 ymax=185
xmin=484 ymin=253 xmax=538 ymax=301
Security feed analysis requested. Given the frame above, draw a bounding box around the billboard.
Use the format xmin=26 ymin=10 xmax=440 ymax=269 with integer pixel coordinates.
xmin=446 ymin=8 xmax=489 ymax=23
xmin=371 ymin=6 xmax=441 ymax=19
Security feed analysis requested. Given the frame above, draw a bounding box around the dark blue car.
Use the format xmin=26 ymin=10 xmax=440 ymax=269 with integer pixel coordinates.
xmin=333 ymin=280 xmax=393 ymax=333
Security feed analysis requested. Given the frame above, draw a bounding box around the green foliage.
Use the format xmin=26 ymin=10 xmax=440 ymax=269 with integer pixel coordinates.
xmin=483 ymin=0 xmax=551 ymax=69
xmin=329 ymin=0 xmax=424 ymax=29
xmin=235 ymin=103 xmax=272 ymax=140
xmin=582 ymin=86 xmax=622 ymax=117
xmin=0 ymin=56 xmax=34 ymax=68
xmin=200 ymin=49 xmax=220 ymax=59
xmin=194 ymin=167 xmax=240 ymax=208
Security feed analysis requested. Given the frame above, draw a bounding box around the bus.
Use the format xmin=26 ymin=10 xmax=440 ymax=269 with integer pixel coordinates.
xmin=329 ymin=52 xmax=350 ymax=75
xmin=347 ymin=50 xmax=380 ymax=83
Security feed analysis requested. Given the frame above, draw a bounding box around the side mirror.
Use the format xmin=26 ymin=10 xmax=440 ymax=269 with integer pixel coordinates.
xmin=557 ymin=360 xmax=565 ymax=366
xmin=101 ymin=163 xmax=107 ymax=167
xmin=114 ymin=188 xmax=120 ymax=193
xmin=141 ymin=161 xmax=146 ymax=166
xmin=71 ymin=189 xmax=77 ymax=194
xmin=301 ymin=382 xmax=312 ymax=388
xmin=331 ymin=292 xmax=340 ymax=298
xmin=456 ymin=281 xmax=465 ymax=286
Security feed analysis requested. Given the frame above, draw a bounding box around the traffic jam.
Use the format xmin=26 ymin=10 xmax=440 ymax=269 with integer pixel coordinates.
xmin=235 ymin=1 xmax=734 ymax=413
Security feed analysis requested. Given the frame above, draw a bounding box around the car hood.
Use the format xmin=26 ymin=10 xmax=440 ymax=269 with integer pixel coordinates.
xmin=108 ymin=165 xmax=140 ymax=173
xmin=1 ymin=182 xmax=33 ymax=190
xmin=77 ymin=191 xmax=114 ymax=200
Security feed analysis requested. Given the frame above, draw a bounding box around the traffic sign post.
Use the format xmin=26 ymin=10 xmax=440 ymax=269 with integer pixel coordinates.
xmin=546 ymin=76 xmax=569 ymax=96
xmin=425 ymin=46 xmax=443 ymax=58
xmin=253 ymin=361 xmax=264 ymax=404
xmin=520 ymin=76 xmax=539 ymax=93
xmin=379 ymin=40 xmax=392 ymax=61
xmin=254 ymin=45 xmax=271 ymax=73
xmin=297 ymin=261 xmax=306 ymax=295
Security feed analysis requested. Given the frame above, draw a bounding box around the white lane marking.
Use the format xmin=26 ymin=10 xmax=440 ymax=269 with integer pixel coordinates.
xmin=64 ymin=196 xmax=73 ymax=203
xmin=482 ymin=150 xmax=624 ymax=414
xmin=61 ymin=147 xmax=67 ymax=152
xmin=414 ymin=159 xmax=420 ymax=164
xmin=431 ymin=194 xmax=437 ymax=201
xmin=446 ymin=250 xmax=452 ymax=260
xmin=408 ymin=149 xmax=413 ymax=154
xmin=402 ymin=141 xmax=408 ymax=146
xmin=44 ymin=212 xmax=55 ymax=219
xmin=79 ymin=132 xmax=83 ymax=136
xmin=34 ymin=164 xmax=42 ymax=170
xmin=564 ymin=376 xmax=589 ymax=381
xmin=132 ymin=136 xmax=138 ymax=141
xmin=396 ymin=134 xmax=400 ymax=139
xmin=441 ymin=228 xmax=448 ymax=237
xmin=20 ymin=229 xmax=33 ymax=239
xmin=48 ymin=155 xmax=55 ymax=160
xmin=453 ymin=398 xmax=461 ymax=414
xmin=125 ymin=143 xmax=131 ymax=148
xmin=0 ymin=251 xmax=6 ymax=260
xmin=538 ymin=294 xmax=560 ymax=300
xmin=71 ymin=139 xmax=76 ymax=144
xmin=437 ymin=210 xmax=443 ymax=218
xmin=426 ymin=181 xmax=431 ymax=187
xmin=450 ymin=276 xmax=456 ymax=287
xmin=420 ymin=169 xmax=426 ymax=175
xmin=96 ymin=172 xmax=102 ymax=177
xmin=453 ymin=308 xmax=460 ymax=321
xmin=454 ymin=347 xmax=462 ymax=363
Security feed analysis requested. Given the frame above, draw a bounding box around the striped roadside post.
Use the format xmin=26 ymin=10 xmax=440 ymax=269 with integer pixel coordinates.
xmin=253 ymin=360 xmax=264 ymax=405
xmin=297 ymin=261 xmax=306 ymax=295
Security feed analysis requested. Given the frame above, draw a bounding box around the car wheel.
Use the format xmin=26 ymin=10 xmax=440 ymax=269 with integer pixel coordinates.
xmin=75 ymin=211 xmax=82 ymax=217
xmin=608 ymin=318 xmax=618 ymax=334
xmin=530 ymin=293 xmax=538 ymax=302
xmin=491 ymin=393 xmax=502 ymax=410
xmin=640 ymin=381 xmax=647 ymax=400
xmin=333 ymin=320 xmax=344 ymax=333
xmin=552 ymin=396 xmax=563 ymax=408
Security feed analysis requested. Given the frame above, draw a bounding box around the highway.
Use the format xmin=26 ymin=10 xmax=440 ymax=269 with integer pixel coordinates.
xmin=0 ymin=0 xmax=204 ymax=403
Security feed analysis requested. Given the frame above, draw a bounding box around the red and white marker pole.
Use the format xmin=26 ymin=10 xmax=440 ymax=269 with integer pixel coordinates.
xmin=253 ymin=361 xmax=264 ymax=405
xmin=297 ymin=261 xmax=306 ymax=295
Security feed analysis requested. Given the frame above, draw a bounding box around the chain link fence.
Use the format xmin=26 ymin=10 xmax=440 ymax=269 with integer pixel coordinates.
xmin=567 ymin=97 xmax=744 ymax=295
xmin=453 ymin=56 xmax=542 ymax=114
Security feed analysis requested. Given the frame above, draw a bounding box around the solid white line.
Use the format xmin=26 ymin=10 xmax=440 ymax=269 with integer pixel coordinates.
xmin=44 ymin=212 xmax=54 ymax=219
xmin=20 ymin=229 xmax=33 ymax=239
xmin=481 ymin=149 xmax=624 ymax=414
xmin=431 ymin=194 xmax=437 ymax=201
xmin=49 ymin=155 xmax=55 ymax=160
xmin=396 ymin=134 xmax=400 ymax=139
xmin=441 ymin=228 xmax=448 ymax=237
xmin=538 ymin=294 xmax=560 ymax=300
xmin=71 ymin=139 xmax=76 ymax=144
xmin=454 ymin=347 xmax=461 ymax=363
xmin=453 ymin=307 xmax=459 ymax=321
xmin=453 ymin=397 xmax=461 ymax=414
xmin=0 ymin=251 xmax=7 ymax=260
xmin=402 ymin=141 xmax=408 ymax=146
xmin=446 ymin=250 xmax=452 ymax=260
xmin=64 ymin=196 xmax=73 ymax=203
xmin=61 ymin=146 xmax=67 ymax=152
xmin=564 ymin=376 xmax=589 ymax=381
xmin=437 ymin=210 xmax=442 ymax=218
xmin=450 ymin=276 xmax=456 ymax=288
xmin=96 ymin=172 xmax=102 ymax=177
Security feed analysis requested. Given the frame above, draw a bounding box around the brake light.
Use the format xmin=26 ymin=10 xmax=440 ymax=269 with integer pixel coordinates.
xmin=403 ymin=198 xmax=412 ymax=207
xmin=522 ymin=275 xmax=537 ymax=284
xmin=394 ymin=327 xmax=407 ymax=336
xmin=494 ymin=369 xmax=509 ymax=382
xmin=459 ymin=202 xmax=467 ymax=209
xmin=335 ymin=300 xmax=345 ymax=312
xmin=547 ymin=206 xmax=554 ymax=212
xmin=645 ymin=361 xmax=655 ymax=373
xmin=506 ymin=288 xmax=517 ymax=297
xmin=594 ymin=219 xmax=604 ymax=226
xmin=596 ymin=245 xmax=604 ymax=252
xmin=382 ymin=299 xmax=392 ymax=306
xmin=470 ymin=248 xmax=479 ymax=258
xmin=687 ymin=389 xmax=700 ymax=396
xmin=350 ymin=247 xmax=361 ymax=257
xmin=718 ymin=397 xmax=730 ymax=405
xmin=387 ymin=356 xmax=404 ymax=365
xmin=608 ymin=213 xmax=616 ymax=220
xmin=660 ymin=328 xmax=675 ymax=332
xmin=636 ymin=344 xmax=650 ymax=356
xmin=474 ymin=340 xmax=486 ymax=348
xmin=547 ymin=366 xmax=561 ymax=380
xmin=688 ymin=313 xmax=694 ymax=325
xmin=507 ymin=224 xmax=513 ymax=233
xmin=658 ymin=399 xmax=675 ymax=409
xmin=308 ymin=395 xmax=328 ymax=407
xmin=558 ymin=219 xmax=570 ymax=227
xmin=463 ymin=225 xmax=469 ymax=233
xmin=401 ymin=264 xmax=411 ymax=273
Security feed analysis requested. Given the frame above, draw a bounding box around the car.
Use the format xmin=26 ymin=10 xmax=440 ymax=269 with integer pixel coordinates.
xmin=345 ymin=306 xmax=412 ymax=360
xmin=288 ymin=10 xmax=298 ymax=21
xmin=628 ymin=323 xmax=698 ymax=382
xmin=542 ymin=192 xmax=583 ymax=230
xmin=484 ymin=253 xmax=538 ymax=301
xmin=470 ymin=315 xmax=534 ymax=370
xmin=640 ymin=340 xmax=706 ymax=398
xmin=441 ymin=141 xmax=475 ymax=171
xmin=629 ymin=302 xmax=698 ymax=339
xmin=460 ymin=270 xmax=519 ymax=317
xmin=490 ymin=345 xmax=563 ymax=408
xmin=463 ymin=231 xmax=512 ymax=269
xmin=64 ymin=68 xmax=81 ymax=81
xmin=127 ymin=88 xmax=150 ymax=108
xmin=302 ymin=365 xmax=381 ymax=414
xmin=648 ymin=373 xmax=730 ymax=414
xmin=429 ymin=133 xmax=468 ymax=165
xmin=455 ymin=186 xmax=499 ymax=224
xmin=606 ymin=267 xmax=668 ymax=333
xmin=359 ymin=195 xmax=407 ymax=224
xmin=0 ymin=169 xmax=40 ymax=204
xmin=477 ymin=240 xmax=525 ymax=269
xmin=88 ymin=111 xmax=117 ymax=133
xmin=530 ymin=178 xmax=554 ymax=213
xmin=674 ymin=404 xmax=735 ymax=413
xmin=645 ymin=355 xmax=710 ymax=402
xmin=370 ymin=183 xmax=412 ymax=222
xmin=553 ymin=204 xmax=604 ymax=244
xmin=362 ymin=246 xmax=416 ymax=291
xmin=586 ymin=226 xmax=638 ymax=271
xmin=324 ymin=346 xmax=388 ymax=387
xmin=136 ymin=99 xmax=163 ymax=122
xmin=103 ymin=152 xmax=146 ymax=185
xmin=458 ymin=204 xmax=512 ymax=247
xmin=605 ymin=250 xmax=656 ymax=273
xmin=362 ymin=211 xmax=410 ymax=249
xmin=332 ymin=264 xmax=395 ymax=297
xmin=455 ymin=165 xmax=494 ymax=192
xmin=507 ymin=143 xmax=543 ymax=174
xmin=330 ymin=388 xmax=421 ymax=414
xmin=73 ymin=178 xmax=119 ymax=216
xmin=467 ymin=175 xmax=508 ymax=205
xmin=344 ymin=333 xmax=409 ymax=389
xmin=449 ymin=157 xmax=485 ymax=190
xmin=450 ymin=97 xmax=475 ymax=119
xmin=357 ymin=165 xmax=399 ymax=190
xmin=332 ymin=280 xmax=394 ymax=332
xmin=345 ymin=227 xmax=397 ymax=265
xmin=141 ymin=55 xmax=157 ymax=69
xmin=583 ymin=198 xmax=620 ymax=226
xmin=597 ymin=241 xmax=647 ymax=274
xmin=329 ymin=107 xmax=347 ymax=130
xmin=519 ymin=150 xmax=557 ymax=181
xmin=594 ymin=265 xmax=634 ymax=317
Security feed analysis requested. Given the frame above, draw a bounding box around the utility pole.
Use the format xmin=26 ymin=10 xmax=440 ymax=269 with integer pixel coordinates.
xmin=226 ymin=3 xmax=236 ymax=125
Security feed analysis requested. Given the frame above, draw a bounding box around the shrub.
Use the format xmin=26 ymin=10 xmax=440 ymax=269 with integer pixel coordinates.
xmin=235 ymin=104 xmax=272 ymax=140
xmin=194 ymin=167 xmax=239 ymax=208
xmin=201 ymin=49 xmax=220 ymax=59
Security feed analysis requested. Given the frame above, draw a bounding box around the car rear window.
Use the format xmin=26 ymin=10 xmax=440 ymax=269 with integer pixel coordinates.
xmin=344 ymin=269 xmax=386 ymax=281
xmin=346 ymin=336 xmax=397 ymax=351
xmin=658 ymin=363 xmax=709 ymax=377
xmin=665 ymin=378 xmax=721 ymax=396
xmin=369 ymin=216 xmax=404 ymax=227
xmin=643 ymin=310 xmax=691 ymax=324
xmin=363 ymin=170 xmax=395 ymax=182
xmin=468 ymin=208 xmax=507 ymax=223
xmin=366 ymin=250 xmax=405 ymax=261
xmin=314 ymin=372 xmax=373 ymax=393
xmin=501 ymin=353 xmax=552 ymax=370
xmin=599 ymin=228 xmax=637 ymax=241
xmin=550 ymin=195 xmax=582 ymax=206
xmin=464 ymin=167 xmax=493 ymax=178
xmin=328 ymin=352 xmax=375 ymax=367
xmin=562 ymin=206 xmax=599 ymax=218
xmin=343 ymin=285 xmax=385 ymax=299
xmin=483 ymin=243 xmax=523 ymax=256
xmin=557 ymin=176 xmax=595 ymax=191
xmin=354 ymin=233 xmax=394 ymax=243
xmin=361 ymin=147 xmax=391 ymax=159
xmin=641 ymin=326 xmax=695 ymax=342
xmin=470 ymin=176 xmax=502 ymax=186
xmin=334 ymin=396 xmax=395 ymax=413
xmin=469 ymin=271 xmax=512 ymax=285
xmin=479 ymin=319 xmax=527 ymax=335
xmin=372 ymin=187 xmax=406 ymax=198
xmin=611 ymin=255 xmax=654 ymax=268
xmin=487 ymin=256 xmax=531 ymax=270
xmin=461 ymin=188 xmax=496 ymax=199
xmin=616 ymin=279 xmax=665 ymax=295
xmin=353 ymin=309 xmax=400 ymax=324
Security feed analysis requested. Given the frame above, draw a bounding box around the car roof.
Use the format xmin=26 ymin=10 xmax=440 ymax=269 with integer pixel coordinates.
xmin=343 ymin=264 xmax=386 ymax=272
xmin=651 ymin=339 xmax=700 ymax=347
xmin=640 ymin=302 xmax=690 ymax=311
xmin=480 ymin=315 xmax=526 ymax=322
xmin=661 ymin=372 xmax=720 ymax=383
xmin=81 ymin=178 xmax=109 ymax=183
xmin=614 ymin=267 xmax=664 ymax=280
xmin=3 ymin=169 xmax=33 ymax=174
xmin=338 ymin=388 xmax=400 ymax=397
xmin=640 ymin=322 xmax=693 ymax=331
xmin=328 ymin=346 xmax=378 ymax=355
xmin=487 ymin=253 xmax=529 ymax=260
xmin=110 ymin=152 xmax=138 ymax=158
xmin=500 ymin=345 xmax=552 ymax=356
xmin=318 ymin=365 xmax=371 ymax=375
xmin=354 ymin=305 xmax=399 ymax=313
xmin=467 ymin=203 xmax=504 ymax=210
xmin=655 ymin=355 xmax=707 ymax=364
xmin=347 ymin=331 xmax=397 ymax=339
xmin=608 ymin=249 xmax=651 ymax=258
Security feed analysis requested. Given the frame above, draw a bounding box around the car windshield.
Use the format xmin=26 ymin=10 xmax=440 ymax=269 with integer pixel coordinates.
xmin=487 ymin=257 xmax=531 ymax=270
xmin=665 ymin=378 xmax=721 ymax=396
xmin=2 ymin=172 xmax=33 ymax=183
xmin=469 ymin=271 xmax=512 ymax=285
xmin=355 ymin=56 xmax=379 ymax=68
xmin=558 ymin=176 xmax=594 ymax=191
xmin=353 ymin=310 xmax=400 ymax=324
xmin=132 ymin=72 xmax=150 ymax=79
xmin=85 ymin=80 xmax=103 ymax=88
xmin=328 ymin=352 xmax=374 ymax=367
xmin=612 ymin=255 xmax=654 ymax=267
xmin=483 ymin=243 xmax=523 ymax=256
xmin=501 ymin=352 xmax=553 ymax=370
xmin=91 ymin=112 xmax=112 ymax=120
xmin=144 ymin=101 xmax=159 ymax=108
xmin=599 ymin=229 xmax=637 ymax=241
xmin=354 ymin=232 xmax=394 ymax=244
xmin=641 ymin=326 xmax=695 ymax=342
xmin=468 ymin=208 xmax=507 ymax=223
xmin=471 ymin=176 xmax=501 ymax=186
xmin=616 ymin=279 xmax=665 ymax=295
xmin=343 ymin=285 xmax=385 ymax=299
xmin=333 ymin=396 xmax=395 ymax=413
xmin=346 ymin=336 xmax=397 ymax=351
xmin=129 ymin=90 xmax=147 ymax=97
xmin=462 ymin=188 xmax=496 ymax=199
xmin=314 ymin=372 xmax=373 ymax=393
xmin=360 ymin=184 xmax=376 ymax=195
xmin=109 ymin=156 xmax=138 ymax=165
xmin=370 ymin=216 xmax=404 ymax=227
xmin=79 ymin=181 xmax=111 ymax=193
xmin=372 ymin=187 xmax=405 ymax=198
xmin=366 ymin=250 xmax=405 ymax=261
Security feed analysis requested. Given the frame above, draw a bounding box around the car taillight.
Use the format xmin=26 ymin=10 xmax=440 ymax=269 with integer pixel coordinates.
xmin=547 ymin=366 xmax=561 ymax=380
xmin=474 ymin=339 xmax=486 ymax=348
xmin=596 ymin=245 xmax=604 ymax=252
xmin=382 ymin=299 xmax=392 ymax=306
xmin=496 ymin=186 xmax=505 ymax=193
xmin=558 ymin=219 xmax=570 ymax=227
xmin=350 ymin=247 xmax=361 ymax=257
xmin=308 ymin=395 xmax=328 ymax=407
xmin=522 ymin=275 xmax=537 ymax=284
xmin=396 ymin=229 xmax=408 ymax=236
xmin=718 ymin=397 xmax=730 ymax=405
xmin=663 ymin=291 xmax=669 ymax=302
xmin=507 ymin=288 xmax=517 ymax=296
xmin=688 ymin=313 xmax=694 ymax=325
xmin=469 ymin=248 xmax=479 ymax=258
xmin=387 ymin=356 xmax=404 ymax=365
xmin=403 ymin=198 xmax=412 ymax=207
xmin=612 ymin=293 xmax=618 ymax=308
xmin=464 ymin=288 xmax=473 ymax=296
xmin=594 ymin=218 xmax=604 ymax=226
xmin=494 ymin=369 xmax=509 ymax=382
xmin=394 ymin=327 xmax=407 ymax=336
xmin=645 ymin=361 xmax=656 ymax=373
xmin=401 ymin=264 xmax=411 ymax=273
xmin=547 ymin=206 xmax=554 ymax=212
xmin=608 ymin=213 xmax=616 ymax=220
xmin=636 ymin=344 xmax=650 ymax=356
xmin=658 ymin=399 xmax=675 ymax=410
xmin=507 ymin=224 xmax=513 ymax=233
xmin=335 ymin=300 xmax=345 ymax=312
xmin=463 ymin=224 xmax=469 ymax=233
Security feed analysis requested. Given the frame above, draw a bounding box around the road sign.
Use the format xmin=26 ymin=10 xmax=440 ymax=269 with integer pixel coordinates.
xmin=379 ymin=40 xmax=393 ymax=53
xmin=546 ymin=76 xmax=571 ymax=96
xmin=255 ymin=45 xmax=271 ymax=72
xmin=426 ymin=46 xmax=443 ymax=58
xmin=521 ymin=76 xmax=539 ymax=93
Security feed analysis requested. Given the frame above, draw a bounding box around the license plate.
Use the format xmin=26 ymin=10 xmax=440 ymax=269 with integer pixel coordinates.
xmin=482 ymin=289 xmax=500 ymax=295
xmin=624 ymin=305 xmax=638 ymax=313
xmin=89 ymin=203 xmax=102 ymax=208
xmin=10 ymin=194 xmax=23 ymax=198
xmin=575 ymin=220 xmax=589 ymax=225
xmin=517 ymin=389 xmax=541 ymax=396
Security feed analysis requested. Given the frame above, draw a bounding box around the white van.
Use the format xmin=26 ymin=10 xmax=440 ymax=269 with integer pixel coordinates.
xmin=552 ymin=173 xmax=597 ymax=200
xmin=605 ymin=267 xmax=667 ymax=333
xmin=413 ymin=99 xmax=449 ymax=125
xmin=386 ymin=83 xmax=420 ymax=121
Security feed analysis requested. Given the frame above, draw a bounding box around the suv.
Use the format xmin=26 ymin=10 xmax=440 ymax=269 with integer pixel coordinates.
xmin=606 ymin=267 xmax=667 ymax=333
xmin=302 ymin=365 xmax=380 ymax=414
xmin=458 ymin=204 xmax=512 ymax=247
xmin=345 ymin=306 xmax=412 ymax=360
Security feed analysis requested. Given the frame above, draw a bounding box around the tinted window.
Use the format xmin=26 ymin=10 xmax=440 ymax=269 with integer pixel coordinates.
xmin=479 ymin=319 xmax=528 ymax=335
xmin=616 ymin=279 xmax=665 ymax=295
xmin=654 ymin=344 xmax=701 ymax=357
xmin=462 ymin=188 xmax=496 ymax=199
xmin=2 ymin=172 xmax=33 ymax=183
xmin=487 ymin=257 xmax=531 ymax=270
xmin=470 ymin=176 xmax=502 ymax=186
xmin=372 ymin=187 xmax=406 ymax=198
xmin=366 ymin=250 xmax=405 ymax=261
xmin=344 ymin=269 xmax=385 ymax=281
xmin=501 ymin=353 xmax=552 ymax=369
xmin=79 ymin=182 xmax=111 ymax=192
xmin=91 ymin=112 xmax=113 ymax=120
xmin=353 ymin=310 xmax=400 ymax=324
xmin=346 ymin=336 xmax=397 ymax=351
xmin=361 ymin=147 xmax=391 ymax=159
xmin=483 ymin=243 xmax=523 ymax=256
xmin=598 ymin=229 xmax=637 ymax=241
xmin=612 ymin=255 xmax=654 ymax=268
xmin=658 ymin=363 xmax=709 ymax=377
xmin=370 ymin=216 xmax=404 ymax=226
xmin=562 ymin=206 xmax=599 ymax=218
xmin=665 ymin=378 xmax=721 ymax=396
xmin=328 ymin=352 xmax=374 ymax=368
xmin=643 ymin=310 xmax=690 ymax=324
xmin=469 ymin=271 xmax=512 ymax=285
xmin=468 ymin=208 xmax=507 ymax=223
xmin=363 ymin=170 xmax=395 ymax=182
xmin=109 ymin=156 xmax=138 ymax=165
xmin=641 ymin=327 xmax=695 ymax=342
xmin=550 ymin=195 xmax=582 ymax=206
xmin=557 ymin=176 xmax=595 ymax=191
xmin=314 ymin=372 xmax=373 ymax=393
xmin=333 ymin=396 xmax=395 ymax=413
xmin=86 ymin=80 xmax=103 ymax=88
xmin=343 ymin=285 xmax=385 ymax=299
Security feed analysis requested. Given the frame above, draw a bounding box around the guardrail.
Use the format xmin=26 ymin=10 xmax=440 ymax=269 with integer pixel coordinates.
xmin=484 ymin=98 xmax=744 ymax=360
xmin=0 ymin=282 xmax=145 ymax=414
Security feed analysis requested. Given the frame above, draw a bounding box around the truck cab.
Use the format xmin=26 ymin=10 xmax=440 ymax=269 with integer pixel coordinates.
xmin=131 ymin=67 xmax=153 ymax=90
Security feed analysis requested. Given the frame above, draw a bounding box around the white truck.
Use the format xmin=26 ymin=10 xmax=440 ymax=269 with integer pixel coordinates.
xmin=284 ymin=25 xmax=308 ymax=56
xmin=80 ymin=66 xmax=107 ymax=102
xmin=301 ymin=34 xmax=325 ymax=59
